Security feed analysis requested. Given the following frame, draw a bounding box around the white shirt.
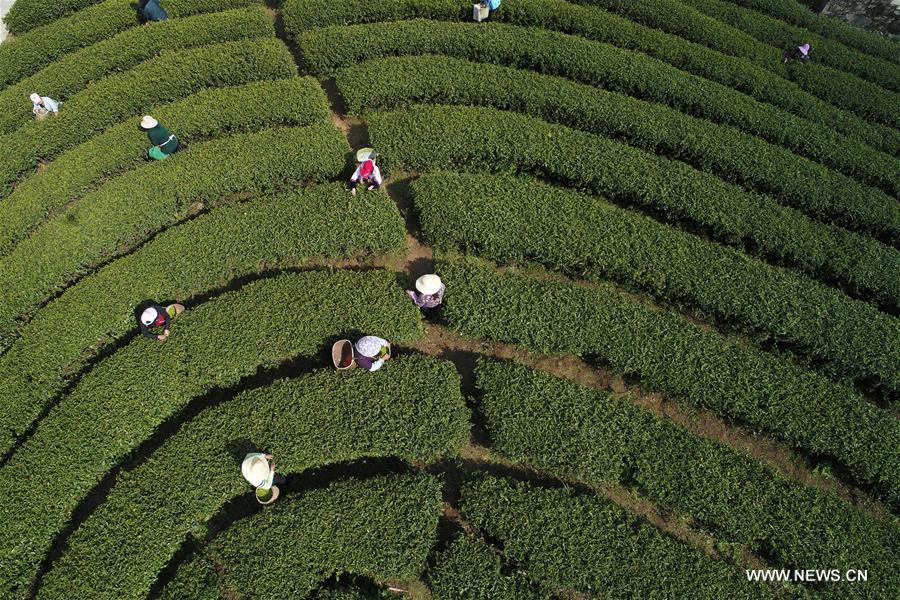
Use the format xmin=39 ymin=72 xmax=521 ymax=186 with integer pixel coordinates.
xmin=33 ymin=96 xmax=59 ymax=114
xmin=350 ymin=162 xmax=383 ymax=186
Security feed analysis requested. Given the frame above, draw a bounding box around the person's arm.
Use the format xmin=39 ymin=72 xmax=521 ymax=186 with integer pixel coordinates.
xmin=139 ymin=321 xmax=156 ymax=339
xmin=369 ymin=166 xmax=383 ymax=189
xmin=44 ymin=98 xmax=59 ymax=113
xmin=349 ymin=164 xmax=362 ymax=184
xmin=406 ymin=290 xmax=426 ymax=307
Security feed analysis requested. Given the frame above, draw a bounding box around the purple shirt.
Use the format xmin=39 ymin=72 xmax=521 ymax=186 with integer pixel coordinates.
xmin=407 ymin=284 xmax=445 ymax=308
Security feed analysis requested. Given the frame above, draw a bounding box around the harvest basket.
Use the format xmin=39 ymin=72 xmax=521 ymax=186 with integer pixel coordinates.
xmin=255 ymin=485 xmax=280 ymax=505
xmin=332 ymin=339 xmax=356 ymax=370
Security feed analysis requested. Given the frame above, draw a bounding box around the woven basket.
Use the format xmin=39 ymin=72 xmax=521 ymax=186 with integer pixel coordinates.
xmin=332 ymin=339 xmax=356 ymax=370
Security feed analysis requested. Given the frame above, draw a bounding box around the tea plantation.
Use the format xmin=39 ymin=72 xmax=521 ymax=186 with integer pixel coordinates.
xmin=0 ymin=0 xmax=897 ymax=598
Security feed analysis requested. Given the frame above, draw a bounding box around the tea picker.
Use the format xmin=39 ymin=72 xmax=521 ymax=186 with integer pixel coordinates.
xmin=473 ymin=0 xmax=501 ymax=22
xmin=406 ymin=274 xmax=445 ymax=309
xmin=141 ymin=115 xmax=179 ymax=161
xmin=349 ymin=147 xmax=383 ymax=196
xmin=138 ymin=0 xmax=168 ymax=22
xmin=30 ymin=93 xmax=59 ymax=120
xmin=241 ymin=453 xmax=285 ymax=505
xmin=783 ymin=43 xmax=811 ymax=64
xmin=353 ymin=335 xmax=392 ymax=372
xmin=137 ymin=302 xmax=185 ymax=341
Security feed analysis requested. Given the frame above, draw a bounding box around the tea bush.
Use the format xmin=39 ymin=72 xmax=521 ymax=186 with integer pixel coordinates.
xmin=0 ymin=270 xmax=426 ymax=597
xmin=39 ymin=358 xmax=467 ymax=599
xmin=298 ymin=20 xmax=899 ymax=195
xmin=0 ymin=5 xmax=273 ymax=134
xmin=676 ymin=0 xmax=900 ymax=92
xmin=159 ymin=474 xmax=444 ymax=600
xmin=460 ymin=473 xmax=773 ymax=599
xmin=4 ymin=0 xmax=105 ymax=33
xmin=0 ymin=38 xmax=298 ymax=192
xmin=0 ymin=181 xmax=404 ymax=456
xmin=436 ymin=257 xmax=900 ymax=506
xmin=0 ymin=77 xmax=331 ymax=256
xmin=337 ymin=55 xmax=900 ymax=245
xmin=576 ymin=0 xmax=900 ymax=126
xmin=476 ymin=358 xmax=900 ymax=598
xmin=0 ymin=0 xmax=260 ymax=89
xmin=367 ymin=105 xmax=899 ymax=309
xmin=0 ymin=124 xmax=348 ymax=349
xmin=427 ymin=534 xmax=551 ymax=600
xmin=288 ymin=0 xmax=900 ymax=156
xmin=716 ymin=0 xmax=900 ymax=64
xmin=411 ymin=173 xmax=900 ymax=392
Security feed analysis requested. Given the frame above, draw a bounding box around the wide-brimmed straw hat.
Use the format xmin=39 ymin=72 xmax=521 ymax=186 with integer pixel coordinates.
xmin=355 ymin=336 xmax=386 ymax=358
xmin=416 ymin=274 xmax=442 ymax=295
xmin=29 ymin=93 xmax=41 ymax=104
xmin=140 ymin=115 xmax=158 ymax=129
xmin=242 ymin=454 xmax=273 ymax=489
xmin=140 ymin=307 xmax=159 ymax=326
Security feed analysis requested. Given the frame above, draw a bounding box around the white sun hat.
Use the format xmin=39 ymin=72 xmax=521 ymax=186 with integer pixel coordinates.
xmin=242 ymin=453 xmax=274 ymax=489
xmin=355 ymin=335 xmax=387 ymax=358
xmin=415 ymin=274 xmax=443 ymax=295
xmin=140 ymin=307 xmax=159 ymax=326
xmin=140 ymin=115 xmax=158 ymax=129
xmin=29 ymin=93 xmax=41 ymax=104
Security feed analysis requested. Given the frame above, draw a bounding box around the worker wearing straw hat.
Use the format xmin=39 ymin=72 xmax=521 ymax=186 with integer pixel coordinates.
xmin=141 ymin=115 xmax=179 ymax=160
xmin=241 ymin=453 xmax=285 ymax=489
xmin=783 ymin=43 xmax=811 ymax=64
xmin=406 ymin=274 xmax=445 ymax=309
xmin=30 ymin=93 xmax=59 ymax=119
xmin=349 ymin=148 xmax=383 ymax=196
xmin=354 ymin=336 xmax=391 ymax=372
xmin=137 ymin=302 xmax=185 ymax=341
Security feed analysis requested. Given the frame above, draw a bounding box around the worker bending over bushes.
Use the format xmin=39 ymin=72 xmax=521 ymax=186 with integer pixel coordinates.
xmin=407 ymin=274 xmax=445 ymax=310
xmin=242 ymin=452 xmax=285 ymax=505
xmin=354 ymin=336 xmax=392 ymax=372
xmin=783 ymin=43 xmax=812 ymax=64
xmin=138 ymin=0 xmax=168 ymax=22
xmin=349 ymin=148 xmax=383 ymax=196
xmin=141 ymin=115 xmax=179 ymax=160
xmin=137 ymin=302 xmax=184 ymax=341
xmin=30 ymin=93 xmax=59 ymax=120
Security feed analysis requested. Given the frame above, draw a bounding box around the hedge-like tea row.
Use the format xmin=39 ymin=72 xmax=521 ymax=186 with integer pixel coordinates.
xmin=298 ymin=20 xmax=900 ymax=196
xmin=718 ymin=0 xmax=900 ymax=65
xmin=0 ymin=181 xmax=401 ymax=456
xmin=576 ymin=0 xmax=900 ymax=127
xmin=460 ymin=474 xmax=771 ymax=599
xmin=368 ymin=106 xmax=900 ymax=310
xmin=0 ymin=6 xmax=274 ymax=135
xmin=159 ymin=474 xmax=443 ymax=600
xmin=0 ymin=270 xmax=426 ymax=598
xmin=39 ymin=358 xmax=466 ymax=599
xmin=436 ymin=257 xmax=900 ymax=506
xmin=0 ymin=0 xmax=259 ymax=90
xmin=0 ymin=124 xmax=347 ymax=351
xmin=0 ymin=78 xmax=331 ymax=257
xmin=476 ymin=359 xmax=900 ymax=598
xmin=411 ymin=173 xmax=900 ymax=393
xmin=427 ymin=534 xmax=551 ymax=600
xmin=3 ymin=0 xmax=103 ymax=33
xmin=677 ymin=0 xmax=900 ymax=93
xmin=316 ymin=586 xmax=381 ymax=600
xmin=288 ymin=0 xmax=900 ymax=160
xmin=338 ymin=55 xmax=900 ymax=246
xmin=0 ymin=38 xmax=297 ymax=193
